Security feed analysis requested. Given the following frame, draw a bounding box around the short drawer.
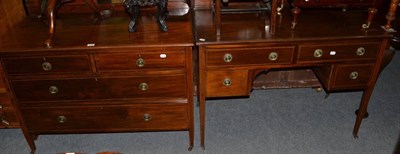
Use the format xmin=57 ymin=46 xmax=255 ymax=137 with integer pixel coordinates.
xmin=206 ymin=46 xmax=295 ymax=67
xmin=298 ymin=42 xmax=380 ymax=63
xmin=2 ymin=55 xmax=91 ymax=75
xmin=10 ymin=75 xmax=186 ymax=102
xmin=314 ymin=64 xmax=374 ymax=91
xmin=21 ymin=104 xmax=189 ymax=132
xmin=95 ymin=51 xmax=185 ymax=71
xmin=206 ymin=70 xmax=250 ymax=97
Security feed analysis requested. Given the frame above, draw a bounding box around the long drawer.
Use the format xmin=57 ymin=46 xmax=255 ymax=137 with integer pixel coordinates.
xmin=206 ymin=46 xmax=295 ymax=67
xmin=95 ymin=51 xmax=186 ymax=71
xmin=10 ymin=75 xmax=186 ymax=102
xmin=21 ymin=104 xmax=189 ymax=132
xmin=297 ymin=42 xmax=380 ymax=63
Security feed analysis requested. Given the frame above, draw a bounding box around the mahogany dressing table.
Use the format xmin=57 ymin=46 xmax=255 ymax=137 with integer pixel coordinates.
xmin=195 ymin=6 xmax=394 ymax=149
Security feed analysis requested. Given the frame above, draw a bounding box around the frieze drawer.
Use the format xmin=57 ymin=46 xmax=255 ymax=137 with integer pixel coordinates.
xmin=206 ymin=46 xmax=295 ymax=67
xmin=314 ymin=64 xmax=374 ymax=91
xmin=2 ymin=55 xmax=92 ymax=75
xmin=298 ymin=42 xmax=380 ymax=63
xmin=95 ymin=51 xmax=186 ymax=71
xmin=21 ymin=104 xmax=189 ymax=132
xmin=206 ymin=70 xmax=250 ymax=97
xmin=10 ymin=75 xmax=186 ymax=102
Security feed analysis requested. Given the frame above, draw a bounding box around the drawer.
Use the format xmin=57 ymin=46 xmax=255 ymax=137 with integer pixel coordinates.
xmin=206 ymin=70 xmax=250 ymax=97
xmin=206 ymin=46 xmax=295 ymax=67
xmin=10 ymin=75 xmax=186 ymax=102
xmin=21 ymin=104 xmax=189 ymax=132
xmin=298 ymin=42 xmax=380 ymax=63
xmin=95 ymin=51 xmax=185 ymax=71
xmin=2 ymin=55 xmax=91 ymax=75
xmin=314 ymin=64 xmax=374 ymax=91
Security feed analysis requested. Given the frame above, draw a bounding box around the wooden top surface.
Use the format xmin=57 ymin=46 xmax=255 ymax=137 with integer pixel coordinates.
xmin=0 ymin=8 xmax=193 ymax=53
xmin=194 ymin=8 xmax=393 ymax=45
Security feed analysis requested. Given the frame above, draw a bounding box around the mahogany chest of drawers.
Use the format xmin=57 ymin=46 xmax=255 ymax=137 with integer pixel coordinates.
xmin=0 ymin=11 xmax=194 ymax=153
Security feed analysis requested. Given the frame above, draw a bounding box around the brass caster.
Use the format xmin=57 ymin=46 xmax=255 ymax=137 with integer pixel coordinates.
xmin=188 ymin=146 xmax=193 ymax=151
xmin=355 ymin=109 xmax=369 ymax=119
xmin=201 ymin=145 xmax=205 ymax=150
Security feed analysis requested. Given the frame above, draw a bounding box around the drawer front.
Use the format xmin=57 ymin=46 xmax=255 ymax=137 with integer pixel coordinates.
xmin=298 ymin=42 xmax=380 ymax=63
xmin=206 ymin=70 xmax=249 ymax=97
xmin=95 ymin=51 xmax=185 ymax=71
xmin=21 ymin=104 xmax=189 ymax=132
xmin=11 ymin=75 xmax=186 ymax=102
xmin=2 ymin=55 xmax=91 ymax=75
xmin=332 ymin=64 xmax=374 ymax=89
xmin=206 ymin=47 xmax=295 ymax=67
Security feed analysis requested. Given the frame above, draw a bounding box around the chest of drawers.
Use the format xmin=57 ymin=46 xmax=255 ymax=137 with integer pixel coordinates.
xmin=0 ymin=12 xmax=194 ymax=153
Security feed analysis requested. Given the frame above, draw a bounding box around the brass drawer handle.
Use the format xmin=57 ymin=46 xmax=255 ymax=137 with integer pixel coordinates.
xmin=49 ymin=86 xmax=59 ymax=94
xmin=349 ymin=71 xmax=359 ymax=80
xmin=136 ymin=58 xmax=145 ymax=67
xmin=356 ymin=47 xmax=365 ymax=56
xmin=268 ymin=52 xmax=278 ymax=61
xmin=223 ymin=53 xmax=233 ymax=62
xmin=223 ymin=78 xmax=232 ymax=86
xmin=57 ymin=116 xmax=67 ymax=123
xmin=143 ymin=113 xmax=152 ymax=122
xmin=42 ymin=62 xmax=52 ymax=71
xmin=314 ymin=49 xmax=323 ymax=58
xmin=139 ymin=83 xmax=148 ymax=91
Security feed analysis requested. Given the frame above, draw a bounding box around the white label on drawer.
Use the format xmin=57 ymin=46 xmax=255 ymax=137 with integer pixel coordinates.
xmin=330 ymin=51 xmax=336 ymax=55
xmin=160 ymin=54 xmax=167 ymax=58
xmin=87 ymin=43 xmax=95 ymax=47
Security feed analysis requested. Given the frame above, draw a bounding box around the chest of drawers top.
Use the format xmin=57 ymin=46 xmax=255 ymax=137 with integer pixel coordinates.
xmin=0 ymin=12 xmax=193 ymax=54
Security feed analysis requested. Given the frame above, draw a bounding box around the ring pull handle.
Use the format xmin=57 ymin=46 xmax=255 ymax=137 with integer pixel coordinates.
xmin=143 ymin=114 xmax=152 ymax=122
xmin=223 ymin=78 xmax=232 ymax=86
xmin=49 ymin=86 xmax=59 ymax=94
xmin=42 ymin=62 xmax=52 ymax=71
xmin=268 ymin=52 xmax=278 ymax=61
xmin=314 ymin=49 xmax=323 ymax=58
xmin=139 ymin=83 xmax=148 ymax=91
xmin=349 ymin=71 xmax=359 ymax=80
xmin=57 ymin=116 xmax=67 ymax=123
xmin=356 ymin=47 xmax=365 ymax=56
xmin=136 ymin=58 xmax=145 ymax=67
xmin=223 ymin=53 xmax=233 ymax=62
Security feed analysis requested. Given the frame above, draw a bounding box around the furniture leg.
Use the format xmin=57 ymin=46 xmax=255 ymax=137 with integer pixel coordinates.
xmin=124 ymin=0 xmax=140 ymax=32
xmin=199 ymin=47 xmax=206 ymax=150
xmin=157 ymin=0 xmax=168 ymax=32
xmin=352 ymin=39 xmax=390 ymax=138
